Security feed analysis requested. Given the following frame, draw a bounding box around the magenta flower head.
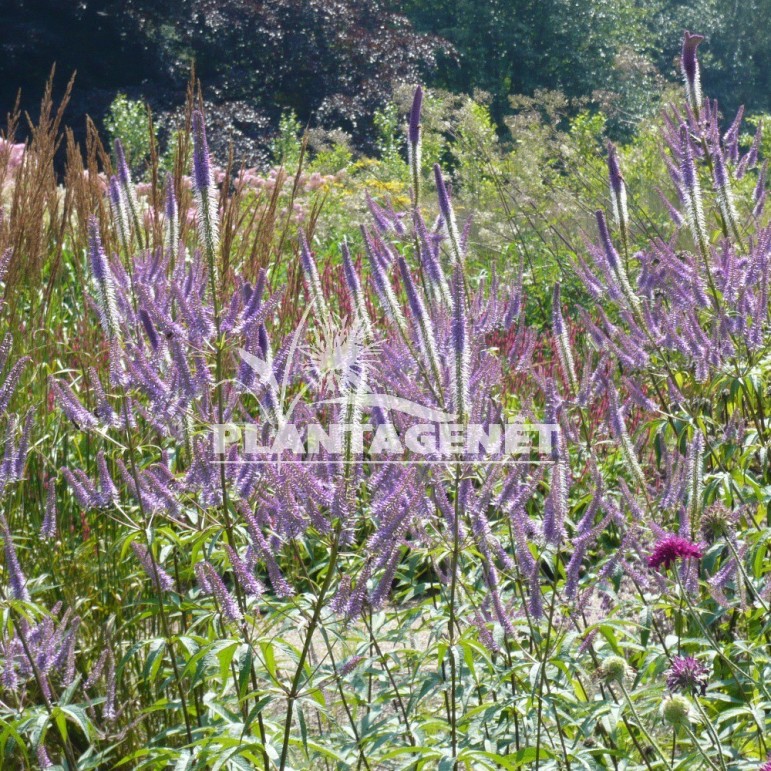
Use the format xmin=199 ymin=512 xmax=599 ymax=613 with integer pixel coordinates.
xmin=681 ymin=31 xmax=705 ymax=112
xmin=647 ymin=534 xmax=702 ymax=571
xmin=761 ymin=757 xmax=771 ymax=771
xmin=667 ymin=655 xmax=708 ymax=696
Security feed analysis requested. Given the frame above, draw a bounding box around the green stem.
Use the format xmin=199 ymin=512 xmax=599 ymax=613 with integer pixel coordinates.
xmin=278 ymin=526 xmax=341 ymax=771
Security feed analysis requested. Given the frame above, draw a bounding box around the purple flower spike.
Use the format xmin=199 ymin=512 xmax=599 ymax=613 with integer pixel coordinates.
xmin=131 ymin=541 xmax=175 ymax=592
xmin=1 ymin=515 xmax=29 ymax=601
xmin=681 ymin=31 xmax=705 ymax=112
xmin=647 ymin=534 xmax=702 ymax=572
xmin=434 ymin=164 xmax=463 ymax=265
xmin=409 ymin=86 xmax=423 ymax=147
xmin=113 ymin=139 xmax=131 ymax=187
xmin=667 ymin=655 xmax=708 ymax=696
xmin=192 ymin=111 xmax=212 ymax=192
xmin=41 ymin=479 xmax=57 ymax=540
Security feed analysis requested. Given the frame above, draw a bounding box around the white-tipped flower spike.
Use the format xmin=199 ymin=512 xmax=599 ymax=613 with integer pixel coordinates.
xmin=607 ymin=142 xmax=629 ymax=246
xmin=450 ymin=264 xmax=470 ymax=422
xmin=191 ymin=110 xmax=220 ymax=275
xmin=114 ymin=139 xmax=144 ymax=249
xmin=712 ymin=144 xmax=741 ymax=241
xmin=88 ymin=217 xmax=121 ymax=343
xmin=341 ymin=239 xmax=373 ymax=341
xmin=681 ymin=31 xmax=705 ymax=115
xmin=595 ymin=210 xmax=641 ymax=312
xmin=164 ymin=173 xmax=180 ymax=259
xmin=680 ymin=127 xmax=708 ymax=255
xmin=607 ymin=380 xmax=647 ymax=492
xmin=397 ymin=255 xmax=442 ymax=387
xmin=108 ymin=176 xmax=131 ymax=256
xmin=361 ymin=226 xmax=408 ymax=336
xmin=685 ymin=429 xmax=704 ymax=528
xmin=434 ymin=164 xmax=464 ymax=267
xmin=552 ymin=283 xmax=579 ymax=395
xmin=408 ymin=86 xmax=423 ymax=207
xmin=299 ymin=231 xmax=331 ymax=326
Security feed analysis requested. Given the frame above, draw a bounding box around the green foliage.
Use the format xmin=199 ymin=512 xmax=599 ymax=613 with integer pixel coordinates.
xmin=270 ymin=110 xmax=304 ymax=169
xmin=104 ymin=93 xmax=154 ymax=173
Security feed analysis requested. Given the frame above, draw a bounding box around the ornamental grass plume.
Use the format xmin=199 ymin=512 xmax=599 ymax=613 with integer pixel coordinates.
xmin=647 ymin=534 xmax=703 ymax=572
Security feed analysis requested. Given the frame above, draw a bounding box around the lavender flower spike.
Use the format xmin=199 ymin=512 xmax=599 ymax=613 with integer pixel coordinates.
xmin=113 ymin=139 xmax=144 ymax=249
xmin=607 ymin=142 xmax=629 ymax=244
xmin=41 ymin=478 xmax=57 ymax=540
xmin=341 ymin=239 xmax=373 ymax=340
xmin=299 ymin=231 xmax=330 ymax=325
xmin=552 ymin=283 xmax=578 ymax=394
xmin=164 ymin=173 xmax=179 ymax=258
xmin=1 ymin=515 xmax=29 ymax=601
xmin=595 ymin=210 xmax=640 ymax=311
xmin=88 ymin=217 xmax=121 ymax=342
xmin=434 ymin=164 xmax=463 ymax=266
xmin=451 ymin=264 xmax=470 ymax=421
xmin=408 ymin=86 xmax=423 ymax=206
xmin=397 ymin=256 xmax=442 ymax=385
xmin=681 ymin=31 xmax=705 ymax=114
xmin=131 ymin=541 xmax=175 ymax=592
xmin=191 ymin=110 xmax=220 ymax=267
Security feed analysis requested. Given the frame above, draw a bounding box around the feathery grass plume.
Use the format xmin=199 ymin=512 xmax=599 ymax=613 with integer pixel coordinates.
xmin=191 ymin=110 xmax=220 ymax=274
xmin=450 ymin=264 xmax=470 ymax=421
xmin=397 ymin=255 xmax=442 ymax=385
xmin=408 ymin=85 xmax=423 ymax=206
xmin=681 ymin=31 xmax=705 ymax=115
xmin=552 ymin=283 xmax=578 ymax=394
xmin=299 ymin=231 xmax=331 ymax=325
xmin=341 ymin=239 xmax=373 ymax=341
xmin=434 ymin=164 xmax=463 ymax=266
xmin=607 ymin=141 xmax=629 ymax=246
xmin=88 ymin=217 xmax=121 ymax=342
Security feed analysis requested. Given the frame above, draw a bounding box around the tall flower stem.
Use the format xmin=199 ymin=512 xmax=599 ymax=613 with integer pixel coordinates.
xmin=617 ymin=681 xmax=672 ymax=770
xmin=447 ymin=464 xmax=462 ymax=766
xmin=121 ymin=400 xmax=194 ymax=745
xmin=278 ymin=525 xmax=342 ymax=771
xmin=673 ymin=569 xmax=771 ymax=701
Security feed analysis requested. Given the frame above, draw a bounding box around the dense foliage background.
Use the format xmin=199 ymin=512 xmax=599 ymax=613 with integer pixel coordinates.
xmin=2 ymin=0 xmax=771 ymax=158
